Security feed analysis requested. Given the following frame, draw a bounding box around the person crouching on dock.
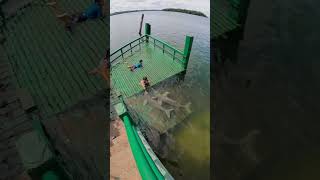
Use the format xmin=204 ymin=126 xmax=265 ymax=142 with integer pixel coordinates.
xmin=140 ymin=76 xmax=150 ymax=93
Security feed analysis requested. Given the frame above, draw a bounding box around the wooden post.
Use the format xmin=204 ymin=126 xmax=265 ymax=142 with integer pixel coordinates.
xmin=139 ymin=14 xmax=144 ymax=36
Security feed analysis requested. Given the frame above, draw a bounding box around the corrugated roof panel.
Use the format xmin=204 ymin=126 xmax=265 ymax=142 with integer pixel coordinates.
xmin=2 ymin=1 xmax=108 ymax=118
xmin=212 ymin=0 xmax=240 ymax=39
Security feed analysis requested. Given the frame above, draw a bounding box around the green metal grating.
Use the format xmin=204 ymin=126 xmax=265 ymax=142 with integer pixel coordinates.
xmin=2 ymin=0 xmax=108 ymax=118
xmin=212 ymin=0 xmax=240 ymax=39
xmin=111 ymin=42 xmax=185 ymax=99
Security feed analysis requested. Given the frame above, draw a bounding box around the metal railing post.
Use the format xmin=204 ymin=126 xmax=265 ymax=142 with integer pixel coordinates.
xmin=121 ymin=48 xmax=124 ymax=60
xmin=130 ymin=43 xmax=133 ymax=55
xmin=162 ymin=44 xmax=164 ymax=54
xmin=183 ymin=35 xmax=194 ymax=70
xmin=145 ymin=23 xmax=151 ymax=42
xmin=139 ymin=38 xmax=141 ymax=49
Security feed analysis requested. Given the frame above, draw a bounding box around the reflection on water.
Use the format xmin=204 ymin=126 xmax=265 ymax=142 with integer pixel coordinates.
xmin=111 ymin=11 xmax=210 ymax=179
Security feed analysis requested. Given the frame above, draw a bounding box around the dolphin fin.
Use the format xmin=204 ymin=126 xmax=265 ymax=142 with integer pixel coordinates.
xmin=143 ymin=100 xmax=148 ymax=106
xmin=164 ymin=108 xmax=174 ymax=119
xmin=184 ymin=102 xmax=192 ymax=114
xmin=157 ymin=99 xmax=163 ymax=106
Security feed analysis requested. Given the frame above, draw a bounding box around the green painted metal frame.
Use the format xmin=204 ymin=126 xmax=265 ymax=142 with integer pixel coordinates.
xmin=110 ymin=35 xmax=147 ymax=63
xmin=111 ymin=23 xmax=193 ymax=99
xmin=110 ymin=35 xmax=185 ymax=66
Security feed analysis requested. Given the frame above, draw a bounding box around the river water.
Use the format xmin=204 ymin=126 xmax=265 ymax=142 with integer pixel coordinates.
xmin=111 ymin=11 xmax=210 ymax=179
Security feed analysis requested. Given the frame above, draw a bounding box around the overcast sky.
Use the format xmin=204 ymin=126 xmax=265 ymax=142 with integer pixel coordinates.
xmin=110 ymin=0 xmax=210 ymax=17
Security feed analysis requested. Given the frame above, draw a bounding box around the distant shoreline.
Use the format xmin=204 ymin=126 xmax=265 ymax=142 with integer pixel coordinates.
xmin=110 ymin=9 xmax=208 ymax=18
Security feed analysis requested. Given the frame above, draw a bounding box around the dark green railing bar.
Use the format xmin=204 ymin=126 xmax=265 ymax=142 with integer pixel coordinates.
xmin=148 ymin=35 xmax=184 ymax=56
xmin=111 ymin=24 xmax=190 ymax=67
xmin=145 ymin=23 xmax=151 ymax=42
xmin=120 ymin=48 xmax=124 ymax=59
xmin=130 ymin=43 xmax=133 ymax=54
xmin=183 ymin=35 xmax=194 ymax=70
xmin=162 ymin=44 xmax=165 ymax=53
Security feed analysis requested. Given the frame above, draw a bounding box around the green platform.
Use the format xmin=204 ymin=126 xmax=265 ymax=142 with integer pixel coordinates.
xmin=111 ymin=43 xmax=185 ymax=98
xmin=2 ymin=0 xmax=108 ymax=117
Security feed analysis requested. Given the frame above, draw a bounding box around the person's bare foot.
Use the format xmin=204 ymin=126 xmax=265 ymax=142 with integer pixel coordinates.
xmin=47 ymin=2 xmax=57 ymax=6
xmin=88 ymin=68 xmax=99 ymax=75
xmin=56 ymin=12 xmax=68 ymax=18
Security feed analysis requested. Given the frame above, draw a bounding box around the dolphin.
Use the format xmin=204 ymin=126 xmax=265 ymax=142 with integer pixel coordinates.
xmin=221 ymin=130 xmax=261 ymax=164
xmin=143 ymin=93 xmax=174 ymax=118
xmin=153 ymin=91 xmax=192 ymax=114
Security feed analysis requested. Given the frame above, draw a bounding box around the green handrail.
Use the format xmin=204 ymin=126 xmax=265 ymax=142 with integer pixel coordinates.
xmin=147 ymin=35 xmax=184 ymax=55
xmin=122 ymin=115 xmax=159 ymax=180
xmin=147 ymin=35 xmax=185 ymax=63
xmin=110 ymin=35 xmax=147 ymax=62
xmin=115 ymin=100 xmax=166 ymax=180
xmin=110 ymin=34 xmax=186 ymax=64
xmin=132 ymin=125 xmax=164 ymax=180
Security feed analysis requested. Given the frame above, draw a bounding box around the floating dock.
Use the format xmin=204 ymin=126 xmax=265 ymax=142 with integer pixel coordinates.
xmin=111 ymin=23 xmax=193 ymax=99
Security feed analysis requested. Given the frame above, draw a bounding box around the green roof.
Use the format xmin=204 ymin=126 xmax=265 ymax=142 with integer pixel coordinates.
xmin=211 ymin=0 xmax=240 ymax=39
xmin=2 ymin=0 xmax=108 ymax=117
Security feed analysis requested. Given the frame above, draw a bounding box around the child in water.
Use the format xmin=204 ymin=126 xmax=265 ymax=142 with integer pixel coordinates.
xmin=128 ymin=60 xmax=143 ymax=71
xmin=140 ymin=76 xmax=150 ymax=92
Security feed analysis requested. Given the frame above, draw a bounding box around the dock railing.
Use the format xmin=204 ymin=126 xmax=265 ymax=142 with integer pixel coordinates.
xmin=110 ymin=34 xmax=186 ymax=67
xmin=110 ymin=35 xmax=147 ymax=64
xmin=148 ymin=35 xmax=185 ymax=63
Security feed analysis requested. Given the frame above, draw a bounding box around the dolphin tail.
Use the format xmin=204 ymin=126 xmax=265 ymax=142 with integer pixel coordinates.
xmin=165 ymin=108 xmax=174 ymax=119
xmin=184 ymin=102 xmax=192 ymax=114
